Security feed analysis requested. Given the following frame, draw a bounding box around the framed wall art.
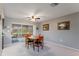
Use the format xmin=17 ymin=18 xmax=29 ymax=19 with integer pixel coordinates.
xmin=58 ymin=21 xmax=70 ymax=30
xmin=43 ymin=24 xmax=49 ymax=31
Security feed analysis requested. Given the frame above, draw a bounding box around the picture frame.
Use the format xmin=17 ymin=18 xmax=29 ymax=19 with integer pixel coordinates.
xmin=58 ymin=21 xmax=70 ymax=30
xmin=43 ymin=24 xmax=49 ymax=31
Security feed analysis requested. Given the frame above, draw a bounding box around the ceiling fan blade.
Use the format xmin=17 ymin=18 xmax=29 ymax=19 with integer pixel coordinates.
xmin=38 ymin=15 xmax=52 ymax=19
xmin=26 ymin=17 xmax=30 ymax=18
xmin=35 ymin=18 xmax=40 ymax=19
xmin=26 ymin=17 xmax=31 ymax=20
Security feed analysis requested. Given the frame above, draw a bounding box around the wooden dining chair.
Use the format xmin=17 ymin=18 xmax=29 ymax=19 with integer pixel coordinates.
xmin=23 ymin=34 xmax=33 ymax=48
xmin=33 ymin=35 xmax=44 ymax=52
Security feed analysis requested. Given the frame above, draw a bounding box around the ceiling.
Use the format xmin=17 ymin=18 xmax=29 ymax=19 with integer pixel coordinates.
xmin=2 ymin=3 xmax=79 ymax=22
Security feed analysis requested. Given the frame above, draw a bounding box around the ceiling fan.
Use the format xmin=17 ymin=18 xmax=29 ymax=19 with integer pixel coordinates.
xmin=26 ymin=16 xmax=40 ymax=22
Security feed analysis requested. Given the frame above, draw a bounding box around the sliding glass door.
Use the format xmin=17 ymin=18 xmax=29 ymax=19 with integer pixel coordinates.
xmin=12 ymin=24 xmax=33 ymax=43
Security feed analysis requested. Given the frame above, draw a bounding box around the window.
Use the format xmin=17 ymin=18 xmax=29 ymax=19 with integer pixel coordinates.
xmin=11 ymin=24 xmax=33 ymax=38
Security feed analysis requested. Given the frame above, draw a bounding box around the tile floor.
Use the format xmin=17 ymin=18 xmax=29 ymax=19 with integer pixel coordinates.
xmin=2 ymin=41 xmax=79 ymax=56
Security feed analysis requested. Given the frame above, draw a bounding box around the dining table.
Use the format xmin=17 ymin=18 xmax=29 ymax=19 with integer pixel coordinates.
xmin=26 ymin=35 xmax=44 ymax=52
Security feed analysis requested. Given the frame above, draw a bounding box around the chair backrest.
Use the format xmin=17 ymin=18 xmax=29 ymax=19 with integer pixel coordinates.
xmin=35 ymin=35 xmax=44 ymax=42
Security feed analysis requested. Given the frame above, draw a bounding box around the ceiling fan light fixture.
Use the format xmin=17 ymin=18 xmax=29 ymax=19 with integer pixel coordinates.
xmin=32 ymin=16 xmax=34 ymax=19
xmin=30 ymin=18 xmax=36 ymax=22
xmin=36 ymin=18 xmax=40 ymax=19
xmin=26 ymin=16 xmax=40 ymax=22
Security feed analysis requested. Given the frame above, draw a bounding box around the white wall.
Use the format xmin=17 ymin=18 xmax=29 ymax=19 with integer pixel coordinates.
xmin=39 ymin=12 xmax=79 ymax=49
xmin=4 ymin=18 xmax=37 ymax=47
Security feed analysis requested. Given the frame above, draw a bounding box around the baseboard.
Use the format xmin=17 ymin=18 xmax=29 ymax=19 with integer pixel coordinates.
xmin=4 ymin=43 xmax=12 ymax=48
xmin=0 ymin=49 xmax=2 ymax=56
xmin=45 ymin=40 xmax=79 ymax=52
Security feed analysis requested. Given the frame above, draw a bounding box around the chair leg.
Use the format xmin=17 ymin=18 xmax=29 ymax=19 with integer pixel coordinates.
xmin=33 ymin=43 xmax=44 ymax=52
xmin=27 ymin=42 xmax=29 ymax=49
xmin=38 ymin=46 xmax=39 ymax=52
xmin=33 ymin=43 xmax=35 ymax=51
xmin=41 ymin=43 xmax=44 ymax=49
xmin=25 ymin=43 xmax=27 ymax=47
xmin=41 ymin=45 xmax=43 ymax=49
